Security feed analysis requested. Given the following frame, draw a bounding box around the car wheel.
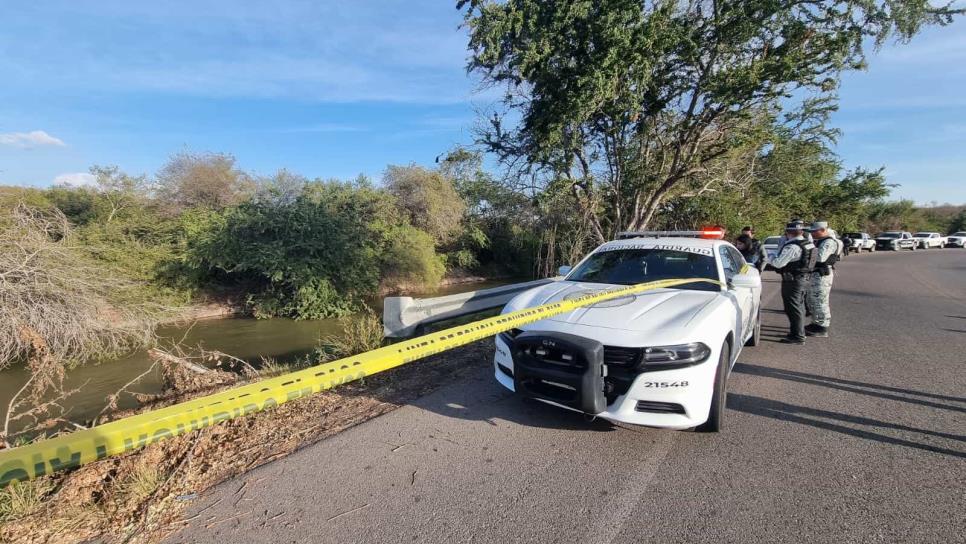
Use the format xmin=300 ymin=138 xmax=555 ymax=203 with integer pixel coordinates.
xmin=695 ymin=340 xmax=729 ymax=433
xmin=745 ymin=309 xmax=761 ymax=347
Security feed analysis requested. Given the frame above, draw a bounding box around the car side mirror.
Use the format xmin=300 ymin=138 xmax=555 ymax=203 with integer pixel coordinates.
xmin=558 ymin=265 xmax=572 ymax=276
xmin=730 ymin=271 xmax=761 ymax=290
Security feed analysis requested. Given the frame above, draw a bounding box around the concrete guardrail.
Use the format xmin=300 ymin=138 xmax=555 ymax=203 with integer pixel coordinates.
xmin=383 ymin=277 xmax=561 ymax=338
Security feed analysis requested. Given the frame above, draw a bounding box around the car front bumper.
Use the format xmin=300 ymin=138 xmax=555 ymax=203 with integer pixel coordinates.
xmin=493 ymin=335 xmax=718 ymax=429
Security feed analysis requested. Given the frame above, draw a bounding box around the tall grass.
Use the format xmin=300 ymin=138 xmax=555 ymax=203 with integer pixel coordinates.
xmin=314 ymin=312 xmax=384 ymax=363
xmin=0 ymin=478 xmax=54 ymax=522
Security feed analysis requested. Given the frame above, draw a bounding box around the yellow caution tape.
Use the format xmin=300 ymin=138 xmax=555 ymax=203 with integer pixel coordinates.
xmin=0 ymin=278 xmax=716 ymax=486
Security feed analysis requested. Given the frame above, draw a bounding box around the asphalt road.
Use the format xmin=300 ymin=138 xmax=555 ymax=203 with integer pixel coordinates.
xmin=169 ymin=248 xmax=966 ymax=544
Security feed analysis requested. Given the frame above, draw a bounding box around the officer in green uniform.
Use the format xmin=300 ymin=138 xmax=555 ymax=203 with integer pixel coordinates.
xmin=806 ymin=221 xmax=840 ymax=337
xmin=766 ymin=221 xmax=817 ymax=344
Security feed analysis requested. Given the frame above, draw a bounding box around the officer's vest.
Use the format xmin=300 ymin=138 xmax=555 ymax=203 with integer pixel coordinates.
xmin=815 ymin=237 xmax=840 ymax=275
xmin=781 ymin=239 xmax=817 ymax=274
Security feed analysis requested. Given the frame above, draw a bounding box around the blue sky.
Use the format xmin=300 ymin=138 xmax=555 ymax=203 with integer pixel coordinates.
xmin=1 ymin=1 xmax=964 ymax=204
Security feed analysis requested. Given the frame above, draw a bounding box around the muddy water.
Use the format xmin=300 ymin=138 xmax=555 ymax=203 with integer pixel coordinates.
xmin=0 ymin=280 xmax=513 ymax=433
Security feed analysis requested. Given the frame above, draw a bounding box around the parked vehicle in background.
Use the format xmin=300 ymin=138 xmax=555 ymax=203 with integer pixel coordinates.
xmin=875 ymin=231 xmax=917 ymax=251
xmin=845 ymin=232 xmax=876 ymax=252
xmin=912 ymin=232 xmax=946 ymax=249
xmin=946 ymin=232 xmax=966 ymax=248
xmin=763 ymin=236 xmax=782 ymax=261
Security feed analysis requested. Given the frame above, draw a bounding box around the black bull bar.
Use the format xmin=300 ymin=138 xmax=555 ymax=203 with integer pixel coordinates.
xmin=511 ymin=331 xmax=607 ymax=414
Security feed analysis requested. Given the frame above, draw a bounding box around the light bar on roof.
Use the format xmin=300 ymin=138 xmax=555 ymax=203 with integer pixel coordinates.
xmin=617 ymin=229 xmax=726 ymax=240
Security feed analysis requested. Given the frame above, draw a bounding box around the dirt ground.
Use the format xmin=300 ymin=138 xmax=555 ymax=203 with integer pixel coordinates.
xmin=0 ymin=341 xmax=495 ymax=544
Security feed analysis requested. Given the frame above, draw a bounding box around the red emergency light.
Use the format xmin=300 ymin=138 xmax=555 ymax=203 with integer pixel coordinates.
xmin=699 ymin=226 xmax=726 ymax=240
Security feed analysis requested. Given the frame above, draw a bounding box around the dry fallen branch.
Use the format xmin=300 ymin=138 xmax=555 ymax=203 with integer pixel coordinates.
xmin=0 ymin=202 xmax=160 ymax=370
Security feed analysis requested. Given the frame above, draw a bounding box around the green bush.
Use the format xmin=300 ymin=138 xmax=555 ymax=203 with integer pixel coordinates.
xmin=178 ymin=179 xmax=445 ymax=319
xmin=381 ymin=225 xmax=446 ymax=290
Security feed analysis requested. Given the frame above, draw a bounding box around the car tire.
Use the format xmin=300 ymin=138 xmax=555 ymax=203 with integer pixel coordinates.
xmin=745 ymin=310 xmax=761 ymax=347
xmin=695 ymin=340 xmax=729 ymax=433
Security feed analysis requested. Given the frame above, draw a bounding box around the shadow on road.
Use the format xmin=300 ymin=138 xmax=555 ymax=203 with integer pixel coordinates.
xmin=726 ymin=393 xmax=966 ymax=459
xmin=832 ymin=288 xmax=885 ymax=298
xmin=410 ymin=374 xmax=621 ymax=434
xmin=733 ymin=363 xmax=966 ymax=408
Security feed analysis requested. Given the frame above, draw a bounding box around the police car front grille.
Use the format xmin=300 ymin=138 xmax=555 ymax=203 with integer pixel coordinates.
xmin=603 ymin=346 xmax=641 ymax=367
xmin=519 ymin=346 xmax=585 ymax=372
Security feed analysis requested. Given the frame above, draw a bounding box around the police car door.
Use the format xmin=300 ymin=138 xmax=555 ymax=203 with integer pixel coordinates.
xmin=718 ymin=246 xmax=754 ymax=341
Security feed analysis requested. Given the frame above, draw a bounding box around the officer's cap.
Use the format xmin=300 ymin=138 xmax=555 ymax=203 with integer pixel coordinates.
xmin=808 ymin=221 xmax=829 ymax=231
xmin=785 ymin=220 xmax=805 ymax=231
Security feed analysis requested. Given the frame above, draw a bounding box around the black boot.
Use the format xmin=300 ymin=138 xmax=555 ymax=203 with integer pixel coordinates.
xmin=806 ymin=325 xmax=829 ymax=337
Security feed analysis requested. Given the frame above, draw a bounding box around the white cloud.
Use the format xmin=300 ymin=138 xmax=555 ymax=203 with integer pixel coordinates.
xmin=53 ymin=172 xmax=96 ymax=187
xmin=0 ymin=130 xmax=66 ymax=148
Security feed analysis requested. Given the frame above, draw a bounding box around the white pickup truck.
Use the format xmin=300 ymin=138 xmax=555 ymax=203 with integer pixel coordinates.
xmin=946 ymin=232 xmax=966 ymax=248
xmin=844 ymin=232 xmax=875 ymax=252
xmin=912 ymin=232 xmax=946 ymax=249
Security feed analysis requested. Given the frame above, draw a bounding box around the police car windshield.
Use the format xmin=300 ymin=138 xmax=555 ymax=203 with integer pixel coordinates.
xmin=877 ymin=232 xmax=900 ymax=239
xmin=566 ymin=248 xmax=720 ymax=291
xmin=913 ymin=232 xmax=931 ymax=237
xmin=763 ymin=236 xmax=781 ymax=245
xmin=845 ymin=233 xmax=862 ymax=238
xmin=954 ymin=232 xmax=966 ymax=236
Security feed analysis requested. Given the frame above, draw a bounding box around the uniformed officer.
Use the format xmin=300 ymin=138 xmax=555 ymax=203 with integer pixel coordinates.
xmin=806 ymin=221 xmax=840 ymax=337
xmin=765 ymin=221 xmax=817 ymax=344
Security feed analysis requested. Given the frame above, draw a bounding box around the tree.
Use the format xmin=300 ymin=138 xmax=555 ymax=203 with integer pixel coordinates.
xmin=90 ymin=165 xmax=150 ymax=222
xmin=179 ymin=178 xmax=446 ymax=319
xmin=384 ymin=165 xmax=466 ymax=245
xmin=459 ymin=0 xmax=961 ymax=240
xmin=864 ymin=199 xmax=921 ymax=232
xmin=948 ymin=209 xmax=966 ymax=233
xmin=252 ymin=169 xmax=308 ymax=207
xmin=0 ymin=203 xmax=156 ymax=369
xmin=156 ymin=151 xmax=252 ymax=213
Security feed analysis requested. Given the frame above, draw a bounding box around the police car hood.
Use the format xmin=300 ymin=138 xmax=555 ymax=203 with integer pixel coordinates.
xmin=504 ymin=281 xmax=719 ymax=332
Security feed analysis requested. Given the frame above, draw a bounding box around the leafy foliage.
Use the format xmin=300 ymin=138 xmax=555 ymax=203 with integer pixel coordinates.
xmin=177 ymin=179 xmax=448 ymax=319
xmin=156 ymin=151 xmax=253 ymax=213
xmin=384 ymin=165 xmax=466 ymax=245
xmin=459 ymin=0 xmax=962 ymax=238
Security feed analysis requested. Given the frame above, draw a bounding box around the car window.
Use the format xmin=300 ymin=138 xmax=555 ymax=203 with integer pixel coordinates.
xmin=727 ymin=247 xmax=746 ymax=271
xmin=567 ymin=248 xmax=721 ymax=291
xmin=763 ymin=236 xmax=781 ymax=245
xmin=718 ymin=246 xmax=742 ymax=282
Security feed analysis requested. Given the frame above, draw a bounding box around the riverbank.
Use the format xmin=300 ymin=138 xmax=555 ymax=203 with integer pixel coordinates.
xmin=0 ymin=276 xmax=517 ymax=446
xmin=171 ymin=273 xmax=516 ymax=323
xmin=0 ymin=341 xmax=496 ymax=544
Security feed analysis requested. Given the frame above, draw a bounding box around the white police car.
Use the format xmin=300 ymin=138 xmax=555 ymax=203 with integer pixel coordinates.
xmin=494 ymin=230 xmax=762 ymax=432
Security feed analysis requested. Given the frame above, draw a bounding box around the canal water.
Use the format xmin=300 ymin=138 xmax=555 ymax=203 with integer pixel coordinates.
xmin=0 ymin=280 xmax=512 ymax=434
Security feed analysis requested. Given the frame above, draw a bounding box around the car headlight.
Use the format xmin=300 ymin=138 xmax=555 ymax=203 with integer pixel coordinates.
xmin=640 ymin=342 xmax=711 ymax=370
